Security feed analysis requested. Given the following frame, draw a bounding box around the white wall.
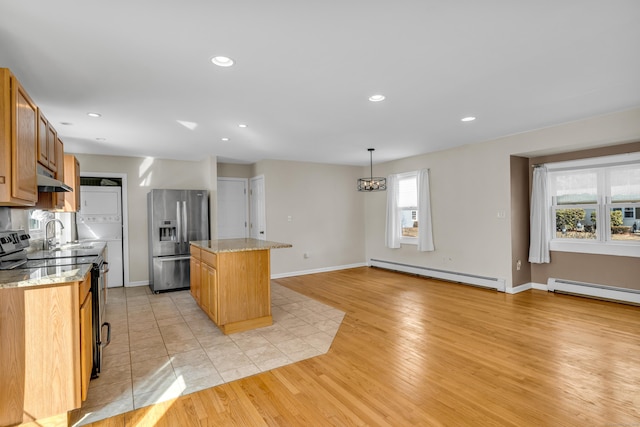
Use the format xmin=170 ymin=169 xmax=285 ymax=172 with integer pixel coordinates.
xmin=365 ymin=107 xmax=640 ymax=289
xmin=252 ymin=159 xmax=366 ymax=276
xmin=74 ymin=154 xmax=216 ymax=284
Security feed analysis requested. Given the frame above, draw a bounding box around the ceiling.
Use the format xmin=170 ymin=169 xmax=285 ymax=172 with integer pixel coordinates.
xmin=1 ymin=1 xmax=639 ymax=166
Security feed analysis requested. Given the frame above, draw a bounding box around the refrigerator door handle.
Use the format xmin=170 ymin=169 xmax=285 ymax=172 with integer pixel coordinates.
xmin=157 ymin=255 xmax=191 ymax=262
xmin=182 ymin=201 xmax=188 ymax=243
xmin=176 ymin=201 xmax=181 ymax=243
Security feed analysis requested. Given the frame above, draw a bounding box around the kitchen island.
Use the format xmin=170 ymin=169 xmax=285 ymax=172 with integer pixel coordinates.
xmin=190 ymin=238 xmax=292 ymax=334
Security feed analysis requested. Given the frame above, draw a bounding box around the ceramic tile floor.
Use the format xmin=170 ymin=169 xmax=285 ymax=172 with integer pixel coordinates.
xmin=74 ymin=283 xmax=345 ymax=426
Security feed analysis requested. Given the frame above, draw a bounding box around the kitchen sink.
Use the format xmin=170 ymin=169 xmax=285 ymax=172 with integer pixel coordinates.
xmin=54 ymin=242 xmax=99 ymax=251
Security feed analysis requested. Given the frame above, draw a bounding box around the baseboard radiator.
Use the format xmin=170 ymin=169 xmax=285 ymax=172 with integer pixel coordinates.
xmin=369 ymin=259 xmax=506 ymax=292
xmin=548 ymin=278 xmax=640 ymax=305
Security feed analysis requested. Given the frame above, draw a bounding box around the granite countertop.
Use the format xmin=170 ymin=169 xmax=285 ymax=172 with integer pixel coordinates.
xmin=191 ymin=238 xmax=292 ymax=254
xmin=0 ymin=241 xmax=104 ymax=290
xmin=0 ymin=263 xmax=92 ymax=290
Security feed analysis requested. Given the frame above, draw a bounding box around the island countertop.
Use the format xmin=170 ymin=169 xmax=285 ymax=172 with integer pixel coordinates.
xmin=191 ymin=238 xmax=292 ymax=254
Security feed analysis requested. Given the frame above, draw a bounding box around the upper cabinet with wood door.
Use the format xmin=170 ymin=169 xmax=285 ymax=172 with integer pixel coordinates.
xmin=0 ymin=68 xmax=38 ymax=206
xmin=63 ymin=154 xmax=81 ymax=212
xmin=37 ymin=109 xmax=58 ymax=174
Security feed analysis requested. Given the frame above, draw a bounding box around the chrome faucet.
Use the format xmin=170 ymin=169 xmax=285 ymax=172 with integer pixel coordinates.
xmin=44 ymin=218 xmax=65 ymax=250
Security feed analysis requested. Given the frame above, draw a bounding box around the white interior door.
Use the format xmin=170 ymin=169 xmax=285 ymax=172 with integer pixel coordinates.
xmin=217 ymin=178 xmax=248 ymax=239
xmin=250 ymin=175 xmax=266 ymax=240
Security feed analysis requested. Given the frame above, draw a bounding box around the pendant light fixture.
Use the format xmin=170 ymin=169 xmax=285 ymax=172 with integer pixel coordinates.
xmin=357 ymin=148 xmax=386 ymax=192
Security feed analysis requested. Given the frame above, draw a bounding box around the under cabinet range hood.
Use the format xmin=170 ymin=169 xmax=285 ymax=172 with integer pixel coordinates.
xmin=37 ymin=166 xmax=72 ymax=192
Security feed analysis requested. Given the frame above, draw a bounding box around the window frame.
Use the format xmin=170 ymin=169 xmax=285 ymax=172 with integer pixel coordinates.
xmin=396 ymin=171 xmax=419 ymax=245
xmin=546 ymin=152 xmax=640 ymax=258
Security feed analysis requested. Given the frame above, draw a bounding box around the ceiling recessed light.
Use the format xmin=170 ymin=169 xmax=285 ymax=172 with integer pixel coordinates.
xmin=211 ymin=56 xmax=234 ymax=67
xmin=461 ymin=116 xmax=476 ymax=122
xmin=87 ymin=112 xmax=102 ymax=118
xmin=368 ymin=94 xmax=386 ymax=102
xmin=59 ymin=122 xmax=73 ymax=126
xmin=221 ymin=137 xmax=229 ymax=142
xmin=238 ymin=124 xmax=248 ymax=128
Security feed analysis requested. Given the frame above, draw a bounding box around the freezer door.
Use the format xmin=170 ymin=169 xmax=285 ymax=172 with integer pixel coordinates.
xmin=150 ymin=255 xmax=191 ymax=292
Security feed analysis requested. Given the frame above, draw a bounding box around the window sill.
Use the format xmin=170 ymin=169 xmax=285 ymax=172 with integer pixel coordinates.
xmin=399 ymin=238 xmax=418 ymax=246
xmin=550 ymin=240 xmax=640 ymax=258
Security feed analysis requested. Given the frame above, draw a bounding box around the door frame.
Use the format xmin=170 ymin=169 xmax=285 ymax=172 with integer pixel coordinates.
xmin=81 ymin=171 xmax=130 ymax=287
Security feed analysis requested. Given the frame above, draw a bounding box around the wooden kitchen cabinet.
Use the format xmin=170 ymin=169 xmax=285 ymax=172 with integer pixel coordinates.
xmin=190 ymin=247 xmax=201 ymax=303
xmin=37 ymin=109 xmax=58 ymax=173
xmin=202 ymin=261 xmax=219 ymax=324
xmin=190 ymin=247 xmax=219 ymax=323
xmin=79 ymin=277 xmax=93 ymax=402
xmin=0 ymin=272 xmax=92 ymax=426
xmin=54 ymin=136 xmax=65 ymax=209
xmin=0 ymin=68 xmax=38 ymax=206
xmin=63 ymin=154 xmax=80 ymax=212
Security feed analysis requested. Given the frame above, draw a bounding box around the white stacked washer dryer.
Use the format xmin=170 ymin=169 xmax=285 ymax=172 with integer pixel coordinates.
xmin=77 ymin=185 xmax=124 ymax=288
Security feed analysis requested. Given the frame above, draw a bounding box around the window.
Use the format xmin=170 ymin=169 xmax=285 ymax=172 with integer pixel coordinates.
xmin=28 ymin=209 xmax=52 ymax=238
xmin=398 ymin=172 xmax=418 ymax=241
xmin=386 ymin=169 xmax=434 ymax=251
xmin=547 ymin=153 xmax=640 ymax=257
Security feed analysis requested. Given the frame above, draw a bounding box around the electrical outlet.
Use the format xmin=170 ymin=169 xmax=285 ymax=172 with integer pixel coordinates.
xmin=497 ymin=210 xmax=506 ymax=219
xmin=516 ymin=260 xmax=522 ymax=271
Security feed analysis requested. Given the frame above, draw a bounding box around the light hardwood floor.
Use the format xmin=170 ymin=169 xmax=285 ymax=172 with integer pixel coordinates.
xmin=24 ymin=267 xmax=640 ymax=426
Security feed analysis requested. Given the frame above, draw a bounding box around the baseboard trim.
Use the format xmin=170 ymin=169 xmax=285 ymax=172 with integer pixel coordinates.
xmin=369 ymin=259 xmax=506 ymax=292
xmin=531 ymin=282 xmax=548 ymax=291
xmin=125 ymin=280 xmax=149 ymax=288
xmin=508 ymin=283 xmax=531 ymax=294
xmin=271 ymin=262 xmax=368 ymax=279
xmin=507 ymin=282 xmax=548 ymax=294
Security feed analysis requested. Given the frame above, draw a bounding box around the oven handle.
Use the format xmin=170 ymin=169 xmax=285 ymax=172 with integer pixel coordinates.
xmin=100 ymin=322 xmax=111 ymax=348
xmin=100 ymin=261 xmax=109 ymax=275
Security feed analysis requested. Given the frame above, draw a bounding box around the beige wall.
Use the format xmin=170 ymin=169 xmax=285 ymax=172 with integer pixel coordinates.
xmin=364 ymin=107 xmax=640 ymax=289
xmin=217 ymin=163 xmax=252 ymax=178
xmin=251 ymin=159 xmax=366 ymax=275
xmin=74 ymin=154 xmax=216 ymax=284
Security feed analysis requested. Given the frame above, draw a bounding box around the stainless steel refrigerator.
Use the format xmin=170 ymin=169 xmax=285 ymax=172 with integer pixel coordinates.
xmin=148 ymin=189 xmax=209 ymax=293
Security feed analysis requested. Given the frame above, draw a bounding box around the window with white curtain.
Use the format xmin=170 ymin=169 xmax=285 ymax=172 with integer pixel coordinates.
xmin=386 ymin=169 xmax=434 ymax=251
xmin=397 ymin=171 xmax=419 ymax=243
xmin=546 ymin=153 xmax=640 ymax=257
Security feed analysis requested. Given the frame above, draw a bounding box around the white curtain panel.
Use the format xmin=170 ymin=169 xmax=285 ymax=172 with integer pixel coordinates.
xmin=529 ymin=166 xmax=551 ymax=263
xmin=385 ymin=174 xmax=401 ymax=249
xmin=417 ymin=169 xmax=435 ymax=252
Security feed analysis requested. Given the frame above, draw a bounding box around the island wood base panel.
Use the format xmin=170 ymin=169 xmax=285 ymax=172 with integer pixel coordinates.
xmin=218 ymin=315 xmax=273 ymax=335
